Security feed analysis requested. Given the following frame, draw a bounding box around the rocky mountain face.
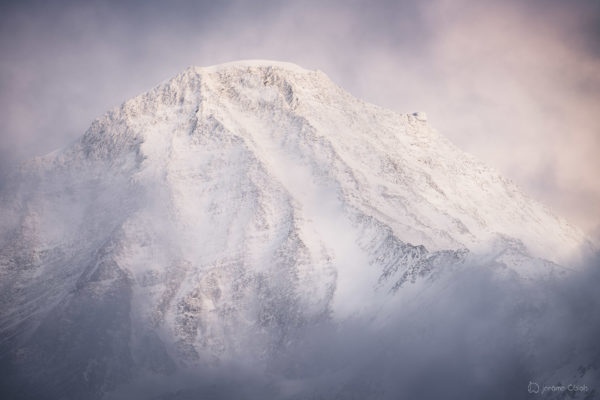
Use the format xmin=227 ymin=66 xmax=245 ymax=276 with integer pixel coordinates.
xmin=0 ymin=61 xmax=596 ymax=399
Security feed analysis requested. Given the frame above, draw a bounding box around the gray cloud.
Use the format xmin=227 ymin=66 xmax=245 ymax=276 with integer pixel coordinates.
xmin=104 ymin=254 xmax=600 ymax=399
xmin=0 ymin=0 xmax=598 ymax=240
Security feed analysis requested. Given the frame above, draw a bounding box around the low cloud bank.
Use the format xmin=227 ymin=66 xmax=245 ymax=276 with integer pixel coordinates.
xmin=105 ymin=254 xmax=600 ymax=400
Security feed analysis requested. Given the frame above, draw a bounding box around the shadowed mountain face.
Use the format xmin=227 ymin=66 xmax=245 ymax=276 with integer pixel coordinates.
xmin=0 ymin=61 xmax=597 ymax=399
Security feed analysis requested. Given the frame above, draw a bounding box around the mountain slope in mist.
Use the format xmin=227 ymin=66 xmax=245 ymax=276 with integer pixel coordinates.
xmin=0 ymin=60 xmax=597 ymax=399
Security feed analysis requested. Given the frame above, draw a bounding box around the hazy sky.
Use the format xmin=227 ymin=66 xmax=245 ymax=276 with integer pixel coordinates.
xmin=1 ymin=0 xmax=599 ymax=241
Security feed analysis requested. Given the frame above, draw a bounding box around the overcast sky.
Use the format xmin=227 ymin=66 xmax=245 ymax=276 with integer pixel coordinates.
xmin=1 ymin=0 xmax=599 ymax=242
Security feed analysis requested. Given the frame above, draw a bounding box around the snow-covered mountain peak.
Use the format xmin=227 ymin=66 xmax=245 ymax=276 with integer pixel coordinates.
xmin=194 ymin=59 xmax=313 ymax=74
xmin=15 ymin=61 xmax=590 ymax=271
xmin=65 ymin=61 xmax=588 ymax=263
xmin=1 ymin=60 xmax=596 ymax=398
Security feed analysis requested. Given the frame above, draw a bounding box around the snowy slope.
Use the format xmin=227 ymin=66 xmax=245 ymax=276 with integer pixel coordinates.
xmin=0 ymin=60 xmax=595 ymax=399
xmin=98 ymin=60 xmax=588 ymax=263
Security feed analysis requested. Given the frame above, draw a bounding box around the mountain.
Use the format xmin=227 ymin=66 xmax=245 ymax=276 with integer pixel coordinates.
xmin=0 ymin=60 xmax=596 ymax=399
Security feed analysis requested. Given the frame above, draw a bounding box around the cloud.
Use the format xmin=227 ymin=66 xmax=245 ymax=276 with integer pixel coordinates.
xmin=100 ymin=253 xmax=600 ymax=399
xmin=0 ymin=0 xmax=598 ymax=237
xmin=417 ymin=0 xmax=600 ymax=238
